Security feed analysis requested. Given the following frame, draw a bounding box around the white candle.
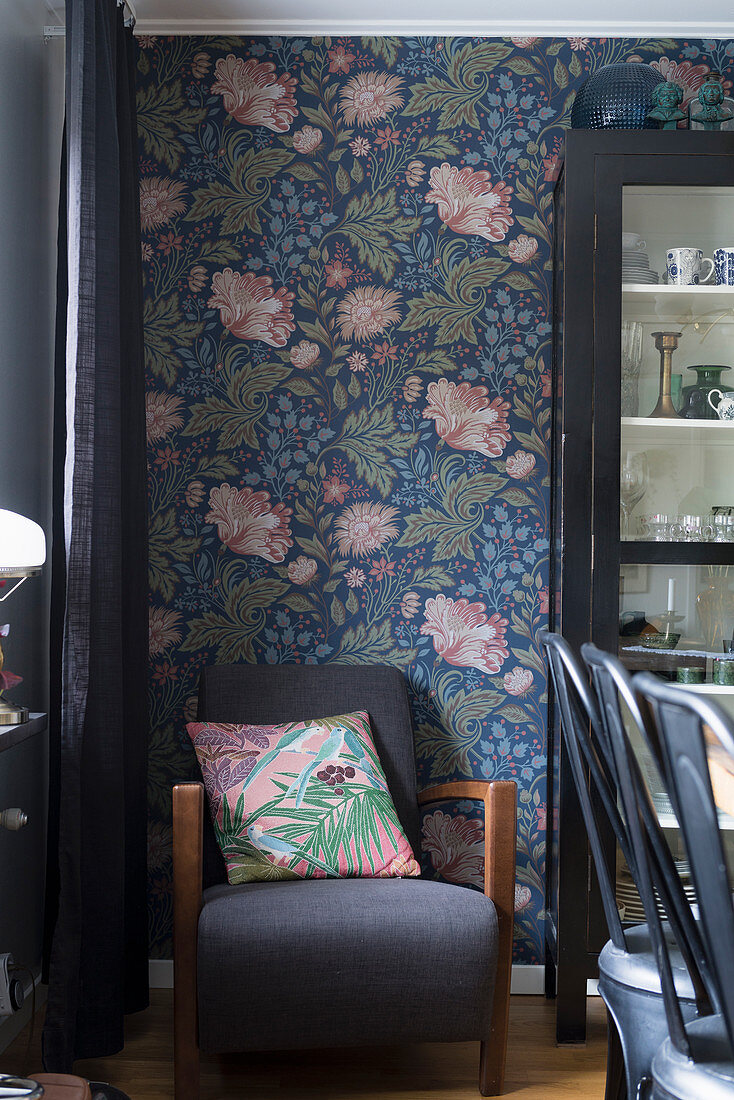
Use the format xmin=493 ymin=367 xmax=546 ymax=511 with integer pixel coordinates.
xmin=667 ymin=578 xmax=676 ymax=612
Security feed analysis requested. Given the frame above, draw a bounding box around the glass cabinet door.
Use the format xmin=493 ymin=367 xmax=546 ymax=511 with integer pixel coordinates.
xmin=615 ymin=180 xmax=734 ymax=917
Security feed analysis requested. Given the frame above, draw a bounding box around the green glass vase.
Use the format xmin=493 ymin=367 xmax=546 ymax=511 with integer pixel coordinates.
xmin=680 ymin=365 xmax=733 ymax=420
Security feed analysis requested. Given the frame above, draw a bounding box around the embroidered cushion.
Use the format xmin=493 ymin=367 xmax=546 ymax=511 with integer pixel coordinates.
xmin=187 ymin=710 xmax=421 ymax=884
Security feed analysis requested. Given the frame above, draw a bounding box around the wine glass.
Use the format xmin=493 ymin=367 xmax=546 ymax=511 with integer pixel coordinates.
xmin=620 ymin=452 xmax=649 ymax=539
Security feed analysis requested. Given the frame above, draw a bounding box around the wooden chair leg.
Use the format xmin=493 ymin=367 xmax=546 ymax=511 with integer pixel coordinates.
xmin=480 ymin=781 xmax=517 ymax=1096
xmin=173 ymin=782 xmax=204 ymax=1100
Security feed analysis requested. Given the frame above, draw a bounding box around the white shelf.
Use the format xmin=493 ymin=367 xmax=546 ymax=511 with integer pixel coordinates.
xmin=623 ymin=284 xmax=734 ymax=322
xmin=621 ymin=416 xmax=734 ymax=446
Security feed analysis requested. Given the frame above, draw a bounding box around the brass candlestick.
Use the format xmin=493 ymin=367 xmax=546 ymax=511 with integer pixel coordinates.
xmin=649 ymin=331 xmax=682 ymax=418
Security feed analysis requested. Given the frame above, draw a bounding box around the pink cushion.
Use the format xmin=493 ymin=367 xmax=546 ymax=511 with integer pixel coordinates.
xmin=187 ymin=710 xmax=421 ymax=884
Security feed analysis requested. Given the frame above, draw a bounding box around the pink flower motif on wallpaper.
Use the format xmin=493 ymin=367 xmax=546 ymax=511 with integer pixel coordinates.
xmin=145 ymin=391 xmax=184 ymax=443
xmin=423 ymin=379 xmax=512 ymax=458
xmin=206 ymin=484 xmax=293 ymax=563
xmin=292 ymin=125 xmax=323 ymax=153
xmin=511 ymin=37 xmax=539 ymax=47
xmin=542 ymin=151 xmax=562 ymax=183
xmin=340 ymin=71 xmax=405 ymax=126
xmin=336 ymin=285 xmax=402 ymax=342
xmin=347 ymin=351 xmax=368 ymax=372
xmin=405 ymin=159 xmax=426 ymax=186
xmin=540 ymin=371 xmax=552 ymax=398
xmin=426 ymin=164 xmax=514 ymax=242
xmin=287 ymin=555 xmax=318 ymax=585
xmin=508 ymin=235 xmax=538 ymax=263
xmin=422 ymin=810 xmax=484 ymax=886
xmin=515 ymin=885 xmax=532 ymax=913
xmin=505 ymin=450 xmax=536 ymax=479
xmin=139 ymin=176 xmax=187 ymax=233
xmin=539 ymin=587 xmax=550 ymax=615
xmin=328 ymin=45 xmax=356 ymax=74
xmin=289 ymin=339 xmax=320 ymax=368
xmin=568 ymin=37 xmax=590 ymax=50
xmin=400 ymin=591 xmax=421 ymax=619
xmin=345 ymin=567 xmax=366 ymax=588
xmin=334 ymin=500 xmax=400 ymax=558
xmin=323 ymin=475 xmax=350 ymax=504
xmin=349 ymin=136 xmax=371 ymax=156
xmin=503 ymin=666 xmax=534 ymax=697
xmin=149 ymin=606 xmax=182 ymax=656
xmin=420 ymin=595 xmax=510 ymax=675
xmin=325 ymin=260 xmax=353 ymax=288
xmin=211 ymin=55 xmax=298 ymax=133
xmin=209 ymin=268 xmax=295 ymax=348
xmin=651 ymin=56 xmax=713 ymax=107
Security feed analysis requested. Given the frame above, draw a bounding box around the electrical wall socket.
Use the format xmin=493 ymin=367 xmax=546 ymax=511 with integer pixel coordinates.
xmin=0 ymin=953 xmax=23 ymax=1017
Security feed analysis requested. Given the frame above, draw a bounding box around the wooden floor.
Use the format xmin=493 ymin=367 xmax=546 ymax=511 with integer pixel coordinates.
xmin=4 ymin=991 xmax=609 ymax=1099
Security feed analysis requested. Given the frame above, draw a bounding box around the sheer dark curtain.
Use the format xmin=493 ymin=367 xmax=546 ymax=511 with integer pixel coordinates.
xmin=43 ymin=0 xmax=149 ymax=1070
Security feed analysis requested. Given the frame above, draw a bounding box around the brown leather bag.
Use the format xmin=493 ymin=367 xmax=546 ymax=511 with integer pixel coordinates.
xmin=30 ymin=1074 xmax=92 ymax=1100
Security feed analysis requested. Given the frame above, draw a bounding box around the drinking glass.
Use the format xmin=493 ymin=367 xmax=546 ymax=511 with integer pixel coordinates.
xmin=620 ymin=452 xmax=649 ymax=538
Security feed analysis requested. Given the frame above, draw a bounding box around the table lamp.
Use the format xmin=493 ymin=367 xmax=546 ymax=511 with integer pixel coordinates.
xmin=0 ymin=509 xmax=46 ymax=725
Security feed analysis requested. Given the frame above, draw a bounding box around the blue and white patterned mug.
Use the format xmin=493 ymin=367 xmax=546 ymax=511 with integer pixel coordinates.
xmin=708 ymin=389 xmax=734 ymax=420
xmin=666 ymin=247 xmax=714 ymax=285
xmin=714 ymin=247 xmax=734 ymax=286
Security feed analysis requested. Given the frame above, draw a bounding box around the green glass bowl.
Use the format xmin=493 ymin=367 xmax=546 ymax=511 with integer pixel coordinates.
xmin=639 ymin=632 xmax=681 ymax=650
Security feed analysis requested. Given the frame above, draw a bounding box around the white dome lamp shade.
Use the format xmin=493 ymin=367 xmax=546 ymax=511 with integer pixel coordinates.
xmin=0 ymin=509 xmax=46 ymax=725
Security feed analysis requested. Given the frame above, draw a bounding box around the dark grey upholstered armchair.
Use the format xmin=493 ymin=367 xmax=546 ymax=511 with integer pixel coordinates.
xmin=172 ymin=664 xmax=516 ymax=1098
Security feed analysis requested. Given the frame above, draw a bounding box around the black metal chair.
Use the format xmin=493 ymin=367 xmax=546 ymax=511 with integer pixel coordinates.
xmin=582 ymin=645 xmax=714 ymax=1097
xmin=633 ymin=674 xmax=734 ymax=1099
xmin=540 ymin=632 xmax=700 ymax=1100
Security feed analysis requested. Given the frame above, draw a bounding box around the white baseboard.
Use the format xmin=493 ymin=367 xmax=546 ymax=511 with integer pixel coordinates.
xmin=149 ymin=959 xmax=583 ymax=996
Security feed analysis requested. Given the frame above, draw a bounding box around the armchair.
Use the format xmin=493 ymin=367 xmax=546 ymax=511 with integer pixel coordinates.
xmin=172 ymin=664 xmax=516 ymax=1097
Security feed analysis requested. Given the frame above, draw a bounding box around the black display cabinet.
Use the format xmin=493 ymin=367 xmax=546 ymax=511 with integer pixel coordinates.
xmin=547 ymin=129 xmax=734 ymax=1043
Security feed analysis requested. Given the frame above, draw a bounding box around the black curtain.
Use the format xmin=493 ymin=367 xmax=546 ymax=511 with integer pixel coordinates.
xmin=43 ymin=0 xmax=149 ymax=1069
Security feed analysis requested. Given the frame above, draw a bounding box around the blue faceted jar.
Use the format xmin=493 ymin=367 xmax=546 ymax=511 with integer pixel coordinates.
xmin=571 ymin=63 xmax=662 ymax=129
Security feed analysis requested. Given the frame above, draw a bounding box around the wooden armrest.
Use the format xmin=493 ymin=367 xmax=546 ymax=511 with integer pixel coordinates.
xmin=172 ymin=781 xmax=204 ymax=1100
xmin=418 ymin=779 xmax=517 ymax=1095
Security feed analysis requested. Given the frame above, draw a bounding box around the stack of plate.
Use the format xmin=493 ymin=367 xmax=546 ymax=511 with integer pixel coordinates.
xmin=616 ymin=862 xmax=696 ymax=923
xmin=623 ymin=248 xmax=658 ymax=284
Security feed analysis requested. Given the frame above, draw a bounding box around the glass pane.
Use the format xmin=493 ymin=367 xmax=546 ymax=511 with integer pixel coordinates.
xmin=621 ymin=185 xmax=734 ymax=541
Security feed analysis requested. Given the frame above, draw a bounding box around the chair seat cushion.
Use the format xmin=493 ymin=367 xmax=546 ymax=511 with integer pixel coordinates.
xmin=197 ymin=876 xmax=498 ymax=1052
xmin=188 ymin=711 xmax=420 ymax=884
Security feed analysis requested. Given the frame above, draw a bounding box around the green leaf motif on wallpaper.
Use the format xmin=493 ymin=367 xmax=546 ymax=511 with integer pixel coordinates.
xmin=361 ymin=36 xmax=402 ymax=66
xmin=183 ymin=358 xmax=292 ymax=450
xmin=149 ymin=508 xmax=202 ymax=602
xmin=409 ymin=564 xmax=455 ymax=591
xmin=332 ymin=190 xmax=420 ymax=282
xmin=182 ymin=574 xmax=290 ymax=663
xmin=333 ymin=620 xmax=416 ymax=667
xmin=144 ymin=294 xmax=204 ymax=386
xmin=399 ymin=472 xmax=506 ymax=561
xmin=415 ymin=687 xmax=502 ymax=777
xmin=136 ymin=81 xmax=206 ymax=174
xmin=404 ymin=41 xmax=513 ymax=129
xmin=405 ymin=257 xmax=511 ymax=345
xmin=331 ymin=406 xmax=419 ymax=496
xmin=187 ymin=147 xmax=295 ymax=236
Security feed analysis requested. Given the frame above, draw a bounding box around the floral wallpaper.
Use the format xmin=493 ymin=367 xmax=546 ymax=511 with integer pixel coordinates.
xmin=137 ymin=34 xmax=734 ymax=960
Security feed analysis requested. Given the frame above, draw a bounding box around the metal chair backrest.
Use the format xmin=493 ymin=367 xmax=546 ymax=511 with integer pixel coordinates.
xmin=583 ymin=647 xmax=714 ymax=1029
xmin=634 ymin=673 xmax=734 ymax=1059
xmin=539 ymin=630 xmax=627 ymax=949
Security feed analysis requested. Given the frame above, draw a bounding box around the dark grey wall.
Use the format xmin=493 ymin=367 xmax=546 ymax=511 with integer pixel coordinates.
xmin=0 ymin=4 xmax=63 ymax=713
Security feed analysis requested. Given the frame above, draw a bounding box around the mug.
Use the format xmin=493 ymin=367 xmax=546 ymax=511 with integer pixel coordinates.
xmin=715 ymin=246 xmax=734 ymax=286
xmin=708 ymin=389 xmax=734 ymax=420
xmin=622 ymin=232 xmax=647 ymax=251
xmin=666 ymin=247 xmax=715 ymax=285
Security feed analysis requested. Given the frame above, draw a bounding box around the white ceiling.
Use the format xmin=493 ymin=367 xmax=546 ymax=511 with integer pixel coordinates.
xmin=129 ymin=0 xmax=734 ymax=39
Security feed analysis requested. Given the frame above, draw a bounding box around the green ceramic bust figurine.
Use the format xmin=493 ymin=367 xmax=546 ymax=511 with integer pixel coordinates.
xmin=647 ymin=81 xmax=686 ymax=129
xmin=694 ymin=72 xmax=733 ymax=130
